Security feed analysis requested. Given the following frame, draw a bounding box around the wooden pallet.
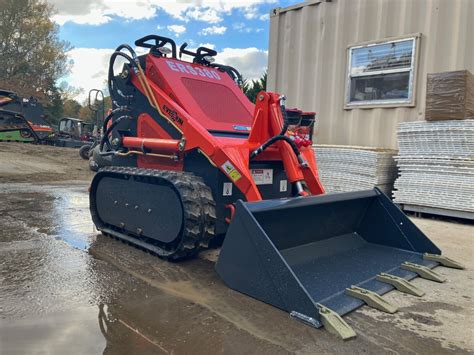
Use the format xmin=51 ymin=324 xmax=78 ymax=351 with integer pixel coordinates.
xmin=401 ymin=204 xmax=474 ymax=221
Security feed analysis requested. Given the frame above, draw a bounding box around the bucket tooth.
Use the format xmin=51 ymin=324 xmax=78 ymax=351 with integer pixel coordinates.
xmin=401 ymin=262 xmax=447 ymax=283
xmin=376 ymin=273 xmax=425 ymax=297
xmin=317 ymin=304 xmax=357 ymax=340
xmin=423 ymin=253 xmax=465 ymax=270
xmin=345 ymin=286 xmax=398 ymax=314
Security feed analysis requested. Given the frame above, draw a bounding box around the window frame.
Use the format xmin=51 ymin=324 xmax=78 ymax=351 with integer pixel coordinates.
xmin=344 ymin=33 xmax=421 ymax=109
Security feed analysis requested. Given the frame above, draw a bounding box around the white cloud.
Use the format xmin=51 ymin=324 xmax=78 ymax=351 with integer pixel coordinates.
xmin=49 ymin=0 xmax=156 ymax=25
xmin=167 ymin=24 xmax=186 ymax=37
xmin=233 ymin=22 xmax=246 ymax=31
xmin=199 ymin=26 xmax=227 ymax=36
xmin=134 ymin=46 xmax=149 ymax=56
xmin=157 ymin=1 xmax=276 ymax=23
xmin=187 ymin=39 xmax=197 ymax=47
xmin=242 ymin=6 xmax=260 ymax=20
xmin=185 ymin=8 xmax=222 ymax=23
xmin=199 ymin=43 xmax=216 ymax=50
xmin=64 ymin=48 xmax=115 ymax=101
xmin=232 ymin=22 xmax=264 ymax=33
xmin=232 ymin=22 xmax=263 ymax=33
xmin=216 ymin=47 xmax=268 ymax=81
xmin=47 ymin=0 xmax=277 ymax=25
xmin=52 ymin=13 xmax=110 ymax=26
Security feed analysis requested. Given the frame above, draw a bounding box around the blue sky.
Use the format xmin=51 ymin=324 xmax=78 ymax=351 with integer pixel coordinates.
xmin=48 ymin=0 xmax=300 ymax=101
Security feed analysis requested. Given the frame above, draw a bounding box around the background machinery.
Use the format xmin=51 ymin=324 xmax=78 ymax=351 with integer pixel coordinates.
xmin=89 ymin=35 xmax=464 ymax=339
xmin=53 ymin=117 xmax=94 ymax=149
xmin=77 ymin=89 xmax=105 ymax=160
xmin=0 ymin=89 xmax=95 ymax=150
xmin=0 ymin=89 xmax=53 ymax=142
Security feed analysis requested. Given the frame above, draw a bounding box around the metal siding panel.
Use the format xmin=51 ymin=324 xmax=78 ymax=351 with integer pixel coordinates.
xmin=268 ymin=0 xmax=473 ymax=149
xmin=465 ymin=0 xmax=474 ymax=67
xmin=267 ymin=9 xmax=280 ymax=91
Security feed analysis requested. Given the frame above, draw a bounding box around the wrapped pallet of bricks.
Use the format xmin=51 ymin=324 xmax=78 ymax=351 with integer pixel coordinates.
xmin=393 ymin=120 xmax=474 ymax=220
xmin=313 ymin=145 xmax=398 ymax=195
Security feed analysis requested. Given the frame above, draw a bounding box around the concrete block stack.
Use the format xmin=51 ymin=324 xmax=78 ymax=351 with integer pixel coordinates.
xmin=313 ymin=145 xmax=398 ymax=195
xmin=393 ymin=120 xmax=474 ymax=218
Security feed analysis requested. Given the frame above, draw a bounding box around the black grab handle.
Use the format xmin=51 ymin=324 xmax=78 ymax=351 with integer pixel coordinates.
xmin=179 ymin=42 xmax=217 ymax=64
xmin=135 ymin=35 xmax=177 ymax=58
xmin=197 ymin=46 xmax=217 ymax=58
xmin=179 ymin=42 xmax=195 ymax=59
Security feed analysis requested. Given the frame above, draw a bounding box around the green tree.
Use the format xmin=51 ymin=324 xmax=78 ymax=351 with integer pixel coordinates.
xmin=78 ymin=105 xmax=92 ymax=123
xmin=43 ymin=83 xmax=63 ymax=125
xmin=243 ymin=71 xmax=267 ymax=103
xmin=0 ymin=0 xmax=70 ymax=119
xmin=63 ymin=99 xmax=82 ymax=118
xmin=78 ymin=95 xmax=111 ymax=125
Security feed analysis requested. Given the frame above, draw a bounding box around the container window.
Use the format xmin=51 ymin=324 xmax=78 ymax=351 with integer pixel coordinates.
xmin=345 ymin=36 xmax=419 ymax=108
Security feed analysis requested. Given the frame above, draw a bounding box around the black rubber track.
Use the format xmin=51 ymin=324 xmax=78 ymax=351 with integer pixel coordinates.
xmin=90 ymin=166 xmax=216 ymax=260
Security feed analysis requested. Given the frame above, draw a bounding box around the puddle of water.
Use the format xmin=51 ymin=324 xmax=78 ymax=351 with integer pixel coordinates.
xmin=0 ymin=183 xmax=164 ymax=353
xmin=50 ymin=186 xmax=97 ymax=250
xmin=0 ymin=306 xmax=106 ymax=354
xmin=0 ymin=184 xmax=106 ymax=319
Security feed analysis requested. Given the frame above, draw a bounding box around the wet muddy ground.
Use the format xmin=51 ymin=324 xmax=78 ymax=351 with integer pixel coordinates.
xmin=0 ymin=143 xmax=473 ymax=354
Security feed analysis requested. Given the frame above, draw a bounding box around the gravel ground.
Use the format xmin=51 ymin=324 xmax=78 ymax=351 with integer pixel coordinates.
xmin=0 ymin=142 xmax=93 ymax=183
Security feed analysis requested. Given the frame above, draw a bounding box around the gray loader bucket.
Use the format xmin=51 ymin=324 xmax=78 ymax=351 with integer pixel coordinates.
xmin=216 ymin=188 xmax=448 ymax=335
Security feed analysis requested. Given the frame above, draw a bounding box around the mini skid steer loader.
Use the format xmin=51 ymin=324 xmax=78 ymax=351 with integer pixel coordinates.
xmin=0 ymin=89 xmax=53 ymax=142
xmin=89 ymin=35 xmax=464 ymax=339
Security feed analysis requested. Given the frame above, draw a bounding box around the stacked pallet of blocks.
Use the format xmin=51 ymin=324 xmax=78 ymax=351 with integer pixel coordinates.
xmin=313 ymin=145 xmax=398 ymax=195
xmin=393 ymin=120 xmax=474 ymax=219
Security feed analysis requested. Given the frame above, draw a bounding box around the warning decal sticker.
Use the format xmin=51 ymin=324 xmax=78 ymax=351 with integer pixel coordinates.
xmin=221 ymin=161 xmax=242 ymax=182
xmin=223 ymin=182 xmax=233 ymax=196
xmin=251 ymin=169 xmax=273 ymax=185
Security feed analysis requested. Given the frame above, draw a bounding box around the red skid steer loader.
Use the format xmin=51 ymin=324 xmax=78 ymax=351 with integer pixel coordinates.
xmin=89 ymin=35 xmax=464 ymax=339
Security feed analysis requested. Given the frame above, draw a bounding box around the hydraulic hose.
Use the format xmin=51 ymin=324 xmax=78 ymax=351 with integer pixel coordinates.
xmin=107 ymin=44 xmax=138 ymax=101
xmin=103 ymin=44 xmax=140 ymax=153
xmin=250 ymin=135 xmax=302 ymax=161
xmin=100 ymin=114 xmax=131 ymax=152
xmin=107 ymin=51 xmax=134 ymax=100
xmin=99 ymin=106 xmax=130 ymax=150
xmin=278 ymin=102 xmax=289 ymax=136
xmin=103 ymin=41 xmax=181 ymax=157
xmin=101 ymin=106 xmax=130 ymax=134
xmin=115 ymin=44 xmax=137 ymax=60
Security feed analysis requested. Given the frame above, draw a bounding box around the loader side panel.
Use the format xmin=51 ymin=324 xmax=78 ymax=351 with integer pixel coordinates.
xmin=216 ymin=201 xmax=321 ymax=325
xmin=357 ymin=191 xmax=441 ymax=252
